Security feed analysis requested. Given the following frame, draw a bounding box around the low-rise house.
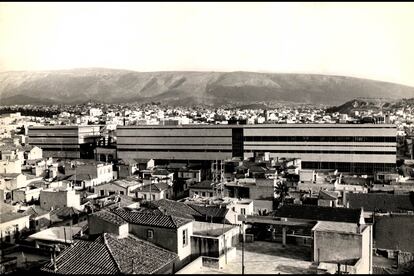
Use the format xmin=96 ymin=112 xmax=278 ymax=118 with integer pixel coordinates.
xmin=0 ymin=173 xmax=27 ymax=190
xmin=88 ymin=209 xmax=129 ymax=237
xmin=22 ymin=205 xmax=51 ymax=232
xmin=189 ymin=180 xmax=215 ymax=198
xmin=318 ymin=190 xmax=339 ymax=207
xmin=39 ymin=187 xmax=81 ymax=211
xmin=135 ymin=181 xmax=172 ymax=201
xmin=312 ymin=221 xmax=372 ymax=274
xmin=40 ymin=233 xmax=178 ymax=274
xmin=12 ymin=185 xmax=42 ymax=203
xmin=22 ymin=145 xmax=43 ymax=161
xmin=112 ymin=207 xmax=193 ymax=267
xmin=178 ymin=167 xmax=202 ymax=183
xmin=96 ymin=179 xmax=142 ymax=197
xmin=0 ymin=212 xmax=30 ymax=243
xmin=152 ymin=168 xmax=174 ymax=184
xmin=65 ymin=160 xmax=114 ymax=190
xmin=0 ymin=159 xmax=22 ymax=174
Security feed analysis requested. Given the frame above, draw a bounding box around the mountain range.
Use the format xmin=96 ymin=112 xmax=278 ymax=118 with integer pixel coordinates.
xmin=1 ymin=68 xmax=414 ymax=106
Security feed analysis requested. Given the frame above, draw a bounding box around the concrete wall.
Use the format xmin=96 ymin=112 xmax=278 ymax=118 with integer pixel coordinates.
xmin=27 ymin=147 xmax=43 ymax=160
xmin=12 ymin=187 xmax=42 ymax=202
xmin=0 ymin=159 xmax=21 ymax=174
xmin=39 ymin=189 xmax=80 ymax=210
xmin=0 ymin=215 xmax=30 ymax=243
xmin=129 ymin=224 xmax=178 ymax=254
xmin=313 ymin=230 xmax=362 ymax=263
xmin=374 ymin=214 xmax=414 ymax=253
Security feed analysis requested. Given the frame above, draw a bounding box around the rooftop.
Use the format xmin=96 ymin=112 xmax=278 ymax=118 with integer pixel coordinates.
xmin=111 ymin=208 xmax=192 ymax=229
xmin=41 ymin=233 xmax=178 ymax=274
xmin=90 ymin=209 xmax=127 ymax=226
xmin=0 ymin=212 xmax=30 ymax=224
xmin=28 ymin=226 xmax=83 ymax=243
xmin=347 ymin=192 xmax=414 ymax=213
xmin=312 ymin=221 xmax=360 ymax=234
xmin=275 ymin=204 xmax=363 ymax=224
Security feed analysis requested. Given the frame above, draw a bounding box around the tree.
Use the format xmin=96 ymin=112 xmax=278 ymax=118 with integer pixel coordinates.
xmin=274 ymin=180 xmax=289 ymax=209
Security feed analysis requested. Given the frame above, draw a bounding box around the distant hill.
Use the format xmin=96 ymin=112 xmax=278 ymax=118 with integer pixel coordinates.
xmin=326 ymin=97 xmax=414 ymax=114
xmin=1 ymin=68 xmax=414 ymax=106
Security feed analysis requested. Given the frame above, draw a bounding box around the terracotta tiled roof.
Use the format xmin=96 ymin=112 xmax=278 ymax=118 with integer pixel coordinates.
xmin=41 ymin=233 xmax=177 ymax=274
xmin=148 ymin=199 xmax=199 ymax=219
xmin=111 ymin=208 xmax=192 ymax=229
xmin=90 ymin=210 xmax=127 ymax=226
xmin=187 ymin=204 xmax=228 ymax=219
xmin=137 ymin=182 xmax=170 ymax=193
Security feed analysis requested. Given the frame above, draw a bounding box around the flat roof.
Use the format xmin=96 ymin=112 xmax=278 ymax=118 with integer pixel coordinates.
xmin=312 ymin=221 xmax=360 ymax=234
xmin=28 ymin=226 xmax=83 ymax=243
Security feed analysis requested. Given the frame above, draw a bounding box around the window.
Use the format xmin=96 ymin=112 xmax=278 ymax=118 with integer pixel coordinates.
xmin=202 ymin=192 xmax=206 ymax=197
xmin=147 ymin=229 xmax=154 ymax=239
xmin=241 ymin=208 xmax=246 ymax=215
xmin=183 ymin=229 xmax=188 ymax=247
xmin=120 ymin=191 xmax=124 ymax=195
xmin=152 ymin=194 xmax=155 ymax=200
xmin=144 ymin=194 xmax=147 ymax=200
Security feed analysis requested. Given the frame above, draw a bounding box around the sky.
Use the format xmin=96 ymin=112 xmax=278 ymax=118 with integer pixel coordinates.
xmin=1 ymin=2 xmax=414 ymax=86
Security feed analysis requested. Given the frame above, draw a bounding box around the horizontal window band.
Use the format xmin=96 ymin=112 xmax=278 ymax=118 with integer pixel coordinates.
xmin=244 ymin=136 xmax=396 ymax=142
xmin=117 ymin=149 xmax=233 ymax=152
xmin=116 ymin=144 xmax=232 ymax=146
xmin=117 ymin=135 xmax=232 ymax=138
xmin=244 ymin=150 xmax=396 ymax=155
xmin=243 ymin=144 xmax=396 ymax=147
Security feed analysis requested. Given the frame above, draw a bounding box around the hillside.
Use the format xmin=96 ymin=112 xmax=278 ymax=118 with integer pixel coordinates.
xmin=1 ymin=68 xmax=414 ymax=106
xmin=326 ymin=98 xmax=414 ymax=114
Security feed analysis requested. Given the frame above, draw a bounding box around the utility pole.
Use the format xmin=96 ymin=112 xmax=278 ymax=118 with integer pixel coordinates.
xmin=241 ymin=220 xmax=245 ymax=275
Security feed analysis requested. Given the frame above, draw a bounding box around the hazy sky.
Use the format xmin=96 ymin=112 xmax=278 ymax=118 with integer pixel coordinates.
xmin=1 ymin=2 xmax=414 ymax=86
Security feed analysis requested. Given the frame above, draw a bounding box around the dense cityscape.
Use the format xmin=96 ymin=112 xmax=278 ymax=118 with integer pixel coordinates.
xmin=2 ymin=1 xmax=414 ymax=275
xmin=1 ymin=99 xmax=414 ymax=274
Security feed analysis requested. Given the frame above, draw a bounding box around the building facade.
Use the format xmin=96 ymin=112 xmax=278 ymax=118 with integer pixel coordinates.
xmin=28 ymin=125 xmax=102 ymax=159
xmin=117 ymin=124 xmax=396 ymax=174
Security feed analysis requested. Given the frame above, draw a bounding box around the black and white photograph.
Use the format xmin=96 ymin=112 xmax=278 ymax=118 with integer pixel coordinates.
xmin=1 ymin=1 xmax=414 ymax=274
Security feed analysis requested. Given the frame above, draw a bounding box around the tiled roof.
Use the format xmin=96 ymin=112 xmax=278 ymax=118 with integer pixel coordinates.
xmin=90 ymin=210 xmax=127 ymax=226
xmin=347 ymin=193 xmax=414 ymax=213
xmin=137 ymin=182 xmax=170 ymax=193
xmin=23 ymin=206 xmax=50 ymax=218
xmin=148 ymin=199 xmax=199 ymax=219
xmin=50 ymin=207 xmax=82 ymax=219
xmin=187 ymin=204 xmax=228 ymax=219
xmin=41 ymin=233 xmax=178 ymax=274
xmin=41 ymin=235 xmax=120 ymax=274
xmin=319 ymin=190 xmax=339 ymax=200
xmin=111 ymin=208 xmax=192 ymax=229
xmin=275 ymin=204 xmax=363 ymax=224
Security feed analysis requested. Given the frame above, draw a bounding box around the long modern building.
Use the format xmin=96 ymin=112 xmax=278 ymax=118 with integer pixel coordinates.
xmin=116 ymin=124 xmax=397 ymax=174
xmin=28 ymin=125 xmax=102 ymax=159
